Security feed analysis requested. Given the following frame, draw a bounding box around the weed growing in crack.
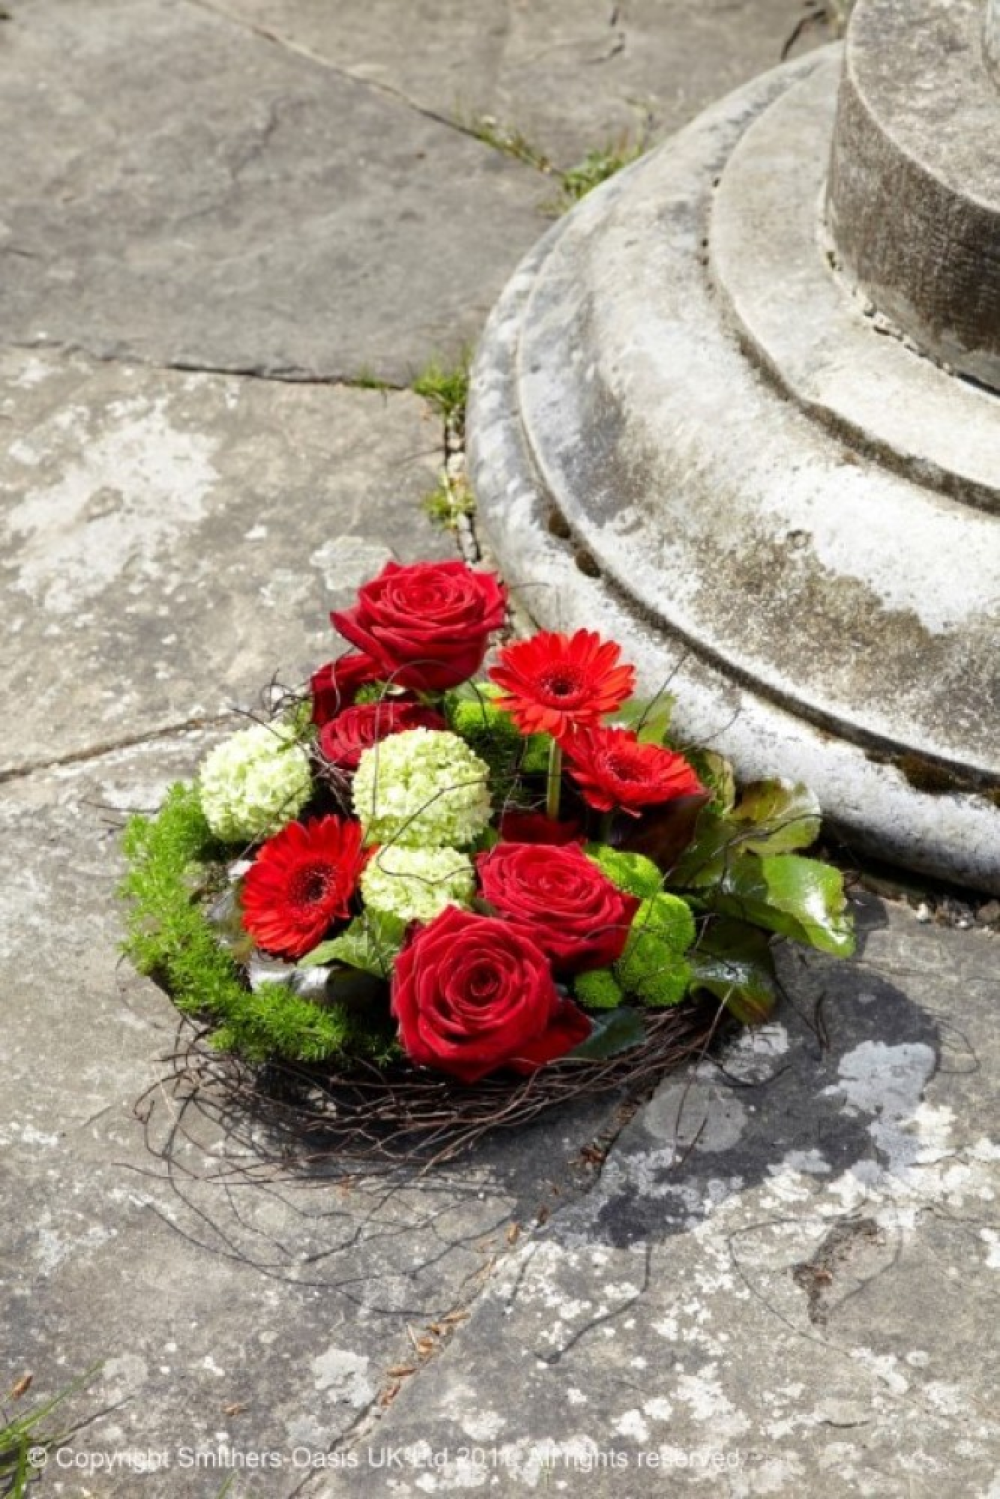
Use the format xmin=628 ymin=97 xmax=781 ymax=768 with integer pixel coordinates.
xmin=412 ymin=356 xmax=476 ymax=540
xmin=423 ymin=473 xmax=476 ymax=532
xmin=0 ymin=1366 xmax=102 ymax=1497
xmin=461 ymin=108 xmax=647 ymax=214
xmin=412 ymin=357 xmax=470 ymax=432
xmin=348 ymin=368 xmax=398 ymax=394
xmin=463 ymin=113 xmax=554 ymax=175
xmin=556 ymin=137 xmax=646 ymax=208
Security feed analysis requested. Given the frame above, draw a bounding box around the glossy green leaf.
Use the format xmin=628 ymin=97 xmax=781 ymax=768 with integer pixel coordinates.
xmin=731 ymin=780 xmax=822 ymax=854
xmin=299 ymin=909 xmax=407 ymax=975
xmin=717 ymin=853 xmax=855 ymax=957
xmin=562 ymin=1006 xmax=646 ymax=1062
xmin=689 ymin=918 xmax=777 ymax=1024
xmin=615 ymin=693 xmax=676 ymax=745
xmin=668 ymin=809 xmax=739 ymax=888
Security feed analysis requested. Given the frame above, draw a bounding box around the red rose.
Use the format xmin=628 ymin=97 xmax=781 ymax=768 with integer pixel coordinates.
xmin=311 ymin=652 xmax=383 ymax=727
xmin=565 ymin=725 xmax=704 ymax=816
xmin=498 ymin=810 xmax=582 ymax=846
xmin=330 ymin=560 xmax=507 ymax=693
xmin=391 ymin=906 xmax=590 ymax=1083
xmin=477 ymin=842 xmax=639 ymax=973
xmin=318 ymin=700 xmax=447 ymax=771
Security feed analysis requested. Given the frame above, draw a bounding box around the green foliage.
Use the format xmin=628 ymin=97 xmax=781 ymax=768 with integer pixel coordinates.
xmin=620 ymin=951 xmax=690 ymax=1009
xmin=612 ymin=694 xmax=675 ymax=746
xmin=671 ymin=779 xmax=825 ymax=884
xmin=573 ymin=967 xmax=624 ymax=1010
xmin=519 ymin=733 xmax=551 ymax=775
xmin=667 ymin=807 xmax=733 ymax=888
xmin=119 ymin=785 xmax=388 ymax=1064
xmin=715 ymin=853 xmax=855 ymax=958
xmin=585 ymin=844 xmax=663 ymax=900
xmin=447 ymin=691 xmax=520 ymax=747
xmin=1 ymin=1366 xmax=101 ymax=1498
xmin=617 ymin=893 xmax=695 ymax=1008
xmin=729 ymin=780 xmax=822 ymax=854
xmin=631 ymin=893 xmax=697 ymax=953
xmin=666 ymin=774 xmax=852 ymax=967
xmin=683 ymin=748 xmax=736 ymax=814
xmin=300 ymin=910 xmax=406 ymax=977
xmin=689 ymin=918 xmax=778 ymax=1024
xmin=563 ymin=1007 xmax=645 ymax=1061
xmin=446 ymin=691 xmax=532 ymax=803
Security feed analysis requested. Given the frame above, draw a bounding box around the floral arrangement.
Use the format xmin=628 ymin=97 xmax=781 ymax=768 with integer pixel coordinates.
xmin=121 ymin=558 xmax=854 ymax=1131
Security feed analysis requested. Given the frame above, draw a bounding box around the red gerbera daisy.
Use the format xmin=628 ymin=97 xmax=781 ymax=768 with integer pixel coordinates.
xmin=565 ymin=725 xmax=704 ymax=816
xmin=488 ymin=629 xmax=636 ymax=739
xmin=241 ymin=816 xmax=368 ymax=960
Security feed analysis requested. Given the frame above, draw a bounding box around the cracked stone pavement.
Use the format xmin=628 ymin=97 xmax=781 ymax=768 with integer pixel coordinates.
xmin=1 ymin=2 xmax=997 ymax=1496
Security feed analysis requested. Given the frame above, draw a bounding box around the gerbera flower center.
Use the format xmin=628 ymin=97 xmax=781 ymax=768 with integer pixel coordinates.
xmin=540 ymin=666 xmax=583 ymax=700
xmin=606 ymin=751 xmax=645 ymax=783
xmin=289 ymin=862 xmax=333 ymax=908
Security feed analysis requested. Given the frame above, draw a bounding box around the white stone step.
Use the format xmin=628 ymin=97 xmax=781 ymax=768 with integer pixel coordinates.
xmin=469 ymin=51 xmax=1000 ymax=891
xmin=711 ymin=52 xmax=1000 ymax=515
xmin=828 ymin=0 xmax=1000 ymax=388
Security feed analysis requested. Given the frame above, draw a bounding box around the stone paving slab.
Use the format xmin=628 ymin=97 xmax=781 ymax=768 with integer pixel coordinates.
xmin=0 ymin=737 xmax=616 ymax=1499
xmin=0 ymin=350 xmax=451 ymax=773
xmin=214 ymin=0 xmax=825 ymax=168
xmin=313 ymin=899 xmax=1000 ymax=1497
xmin=0 ymin=0 xmax=547 ymax=382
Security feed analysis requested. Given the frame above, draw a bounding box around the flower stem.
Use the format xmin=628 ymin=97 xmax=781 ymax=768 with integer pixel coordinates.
xmin=546 ymin=738 xmax=563 ymax=822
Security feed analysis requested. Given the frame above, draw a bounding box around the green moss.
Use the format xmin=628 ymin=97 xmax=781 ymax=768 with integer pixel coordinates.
xmin=616 ymin=893 xmax=697 ymax=1008
xmin=585 ymin=844 xmax=664 ymax=899
xmin=631 ymin=893 xmax=697 ymax=951
xmin=573 ymin=968 xmax=624 ymax=1010
xmin=119 ymin=784 xmax=386 ymax=1065
xmin=617 ymin=938 xmax=691 ymax=1008
xmin=445 ymin=693 xmax=527 ymax=802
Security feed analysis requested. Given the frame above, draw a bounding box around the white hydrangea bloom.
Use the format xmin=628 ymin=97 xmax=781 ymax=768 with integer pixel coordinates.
xmin=361 ymin=846 xmax=475 ymax=923
xmin=199 ymin=719 xmax=312 ymax=843
xmin=352 ymin=728 xmax=492 ymax=848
